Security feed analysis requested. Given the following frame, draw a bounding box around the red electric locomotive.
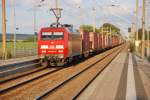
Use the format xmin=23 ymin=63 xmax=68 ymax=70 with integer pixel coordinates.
xmin=38 ymin=24 xmax=83 ymax=66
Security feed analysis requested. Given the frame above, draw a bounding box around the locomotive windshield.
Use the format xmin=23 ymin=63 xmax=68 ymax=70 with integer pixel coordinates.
xmin=41 ymin=32 xmax=64 ymax=40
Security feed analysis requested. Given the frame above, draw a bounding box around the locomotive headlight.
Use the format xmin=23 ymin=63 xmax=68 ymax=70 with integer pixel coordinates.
xmin=58 ymin=50 xmax=63 ymax=53
xmin=56 ymin=45 xmax=64 ymax=49
xmin=41 ymin=45 xmax=48 ymax=49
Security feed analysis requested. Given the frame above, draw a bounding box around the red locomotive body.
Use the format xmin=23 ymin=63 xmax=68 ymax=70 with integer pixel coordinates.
xmin=38 ymin=27 xmax=82 ymax=66
xmin=38 ymin=28 xmax=67 ymax=57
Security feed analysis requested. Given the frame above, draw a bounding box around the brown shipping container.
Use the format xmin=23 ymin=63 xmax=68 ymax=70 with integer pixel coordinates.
xmin=97 ymin=33 xmax=100 ymax=49
xmin=94 ymin=33 xmax=98 ymax=50
xmin=89 ymin=32 xmax=98 ymax=51
xmin=98 ymin=33 xmax=102 ymax=49
xmin=112 ymin=36 xmax=115 ymax=47
xmin=81 ymin=32 xmax=90 ymax=53
xmin=115 ymin=36 xmax=119 ymax=46
xmin=108 ymin=35 xmax=112 ymax=47
xmin=105 ymin=35 xmax=109 ymax=48
xmin=102 ymin=34 xmax=105 ymax=49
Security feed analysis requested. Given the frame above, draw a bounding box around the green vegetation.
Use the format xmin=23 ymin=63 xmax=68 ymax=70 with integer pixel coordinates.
xmin=100 ymin=23 xmax=120 ymax=35
xmin=24 ymin=37 xmax=34 ymax=42
xmin=80 ymin=25 xmax=100 ymax=33
xmin=80 ymin=23 xmax=121 ymax=35
xmin=0 ymin=42 xmax=37 ymax=59
xmin=0 ymin=42 xmax=37 ymax=50
xmin=23 ymin=37 xmax=35 ymax=42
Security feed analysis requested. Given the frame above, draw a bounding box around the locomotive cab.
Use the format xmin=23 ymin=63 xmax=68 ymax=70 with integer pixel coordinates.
xmin=38 ymin=27 xmax=68 ymax=66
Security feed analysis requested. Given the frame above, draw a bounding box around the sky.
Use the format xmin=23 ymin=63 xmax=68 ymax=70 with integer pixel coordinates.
xmin=0 ymin=0 xmax=150 ymax=37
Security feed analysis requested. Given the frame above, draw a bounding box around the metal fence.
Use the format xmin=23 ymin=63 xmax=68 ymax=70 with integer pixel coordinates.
xmin=0 ymin=42 xmax=38 ymax=59
xmin=10 ymin=48 xmax=38 ymax=58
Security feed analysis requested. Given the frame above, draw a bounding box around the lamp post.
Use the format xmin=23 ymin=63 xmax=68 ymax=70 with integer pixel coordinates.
xmin=141 ymin=0 xmax=146 ymax=59
xmin=147 ymin=27 xmax=150 ymax=56
xmin=32 ymin=0 xmax=45 ymax=44
xmin=33 ymin=7 xmax=37 ymax=44
xmin=148 ymin=28 xmax=150 ymax=56
xmin=13 ymin=0 xmax=17 ymax=57
xmin=136 ymin=0 xmax=139 ymax=53
xmin=92 ymin=7 xmax=96 ymax=33
xmin=131 ymin=16 xmax=135 ymax=44
xmin=2 ymin=0 xmax=7 ymax=60
xmin=33 ymin=4 xmax=43 ymax=44
xmin=146 ymin=2 xmax=150 ymax=57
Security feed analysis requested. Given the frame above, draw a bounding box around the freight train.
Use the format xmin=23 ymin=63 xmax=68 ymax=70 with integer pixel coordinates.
xmin=38 ymin=24 xmax=124 ymax=67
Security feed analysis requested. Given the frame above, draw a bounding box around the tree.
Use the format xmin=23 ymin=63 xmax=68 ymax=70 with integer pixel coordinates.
xmin=80 ymin=25 xmax=101 ymax=33
xmin=99 ymin=23 xmax=120 ymax=35
xmin=80 ymin=25 xmax=93 ymax=32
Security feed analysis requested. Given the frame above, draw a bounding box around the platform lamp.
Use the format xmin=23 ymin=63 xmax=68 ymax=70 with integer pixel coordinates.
xmin=33 ymin=4 xmax=41 ymax=44
xmin=13 ymin=0 xmax=17 ymax=57
xmin=92 ymin=7 xmax=96 ymax=33
xmin=141 ymin=0 xmax=146 ymax=59
xmin=32 ymin=0 xmax=46 ymax=55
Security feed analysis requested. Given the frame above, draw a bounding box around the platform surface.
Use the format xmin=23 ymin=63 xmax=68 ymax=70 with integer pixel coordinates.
xmin=0 ymin=56 xmax=38 ymax=66
xmin=77 ymin=50 xmax=150 ymax=100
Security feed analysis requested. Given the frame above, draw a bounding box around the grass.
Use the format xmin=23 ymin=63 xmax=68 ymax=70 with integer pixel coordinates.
xmin=0 ymin=42 xmax=38 ymax=59
xmin=0 ymin=42 xmax=37 ymax=49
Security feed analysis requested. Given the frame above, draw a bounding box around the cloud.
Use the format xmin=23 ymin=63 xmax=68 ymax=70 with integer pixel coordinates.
xmin=22 ymin=0 xmax=42 ymax=6
xmin=73 ymin=0 xmax=82 ymax=4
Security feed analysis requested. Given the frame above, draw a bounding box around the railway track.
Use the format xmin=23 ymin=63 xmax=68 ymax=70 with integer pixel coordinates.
xmin=0 ymin=67 xmax=63 ymax=93
xmin=0 ymin=61 xmax=41 ymax=83
xmin=0 ymin=58 xmax=40 ymax=72
xmin=0 ymin=44 xmax=125 ymax=100
xmin=38 ymin=45 xmax=124 ymax=100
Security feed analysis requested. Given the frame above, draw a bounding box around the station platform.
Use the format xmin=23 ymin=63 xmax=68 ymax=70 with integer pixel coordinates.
xmin=77 ymin=49 xmax=150 ymax=100
xmin=0 ymin=56 xmax=38 ymax=67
